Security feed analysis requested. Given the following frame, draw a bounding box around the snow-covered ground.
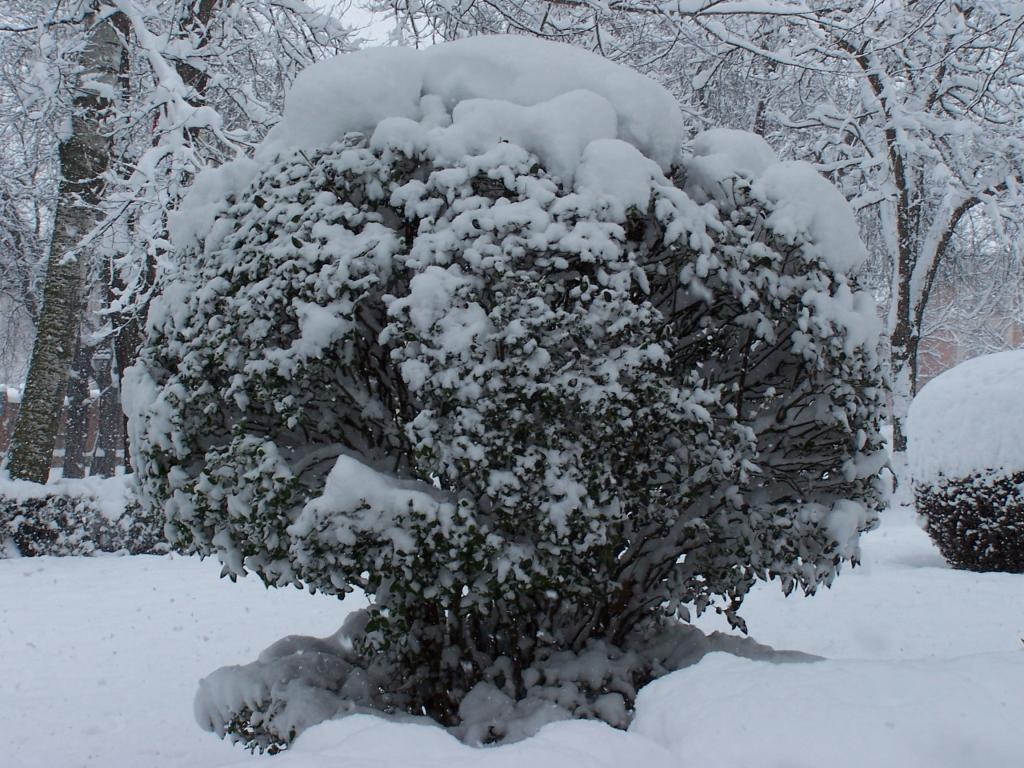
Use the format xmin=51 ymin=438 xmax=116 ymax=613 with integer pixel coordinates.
xmin=2 ymin=505 xmax=1022 ymax=768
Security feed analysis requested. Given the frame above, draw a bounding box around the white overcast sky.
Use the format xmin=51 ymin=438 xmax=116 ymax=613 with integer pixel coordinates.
xmin=314 ymin=2 xmax=393 ymax=45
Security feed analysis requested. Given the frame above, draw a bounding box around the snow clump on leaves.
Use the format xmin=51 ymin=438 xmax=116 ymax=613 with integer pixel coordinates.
xmin=125 ymin=36 xmax=889 ymax=751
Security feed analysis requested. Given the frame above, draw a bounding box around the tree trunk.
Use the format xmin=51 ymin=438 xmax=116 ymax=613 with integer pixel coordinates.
xmin=889 ymin=311 xmax=916 ymax=456
xmin=3 ymin=9 xmax=124 ymax=483
xmin=90 ymin=344 xmax=121 ymax=477
xmin=114 ymin=311 xmax=142 ymax=472
xmin=62 ymin=339 xmax=93 ymax=479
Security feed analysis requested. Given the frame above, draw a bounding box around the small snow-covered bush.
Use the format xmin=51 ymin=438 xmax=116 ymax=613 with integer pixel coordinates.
xmin=908 ymin=350 xmax=1024 ymax=572
xmin=126 ymin=37 xmax=888 ymax=749
xmin=0 ymin=475 xmax=165 ymax=557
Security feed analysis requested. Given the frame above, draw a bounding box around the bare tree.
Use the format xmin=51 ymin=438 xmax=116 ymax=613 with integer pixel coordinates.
xmin=4 ymin=3 xmax=122 ymax=482
xmin=2 ymin=0 xmax=357 ymax=479
xmin=917 ymin=216 xmax=1024 ymax=386
xmin=0 ymin=4 xmax=59 ymax=391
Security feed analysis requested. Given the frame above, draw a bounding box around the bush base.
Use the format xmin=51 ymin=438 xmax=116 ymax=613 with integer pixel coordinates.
xmin=195 ymin=612 xmax=818 ymax=752
xmin=915 ymin=470 xmax=1024 ymax=573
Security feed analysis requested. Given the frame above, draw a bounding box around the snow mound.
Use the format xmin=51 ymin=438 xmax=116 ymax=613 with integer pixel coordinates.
xmin=196 ymin=618 xmax=816 ymax=751
xmin=171 ymin=36 xmax=684 ymax=251
xmin=631 ymin=652 xmax=1024 ymax=768
xmin=907 ymin=349 xmax=1024 ymax=483
xmin=228 ymin=714 xmax=679 ymax=768
xmin=195 ymin=611 xmax=379 ymax=752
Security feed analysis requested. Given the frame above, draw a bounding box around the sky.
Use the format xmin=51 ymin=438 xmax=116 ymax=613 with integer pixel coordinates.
xmin=315 ymin=1 xmax=393 ymax=45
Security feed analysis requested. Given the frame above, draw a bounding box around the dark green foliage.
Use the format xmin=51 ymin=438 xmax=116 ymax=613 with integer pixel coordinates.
xmin=0 ymin=490 xmax=166 ymax=557
xmin=916 ymin=470 xmax=1024 ymax=573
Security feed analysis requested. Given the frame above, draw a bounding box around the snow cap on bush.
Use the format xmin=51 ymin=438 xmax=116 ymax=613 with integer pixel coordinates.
xmin=908 ymin=349 xmax=1024 ymax=484
xmin=169 ymin=36 xmax=684 ymax=253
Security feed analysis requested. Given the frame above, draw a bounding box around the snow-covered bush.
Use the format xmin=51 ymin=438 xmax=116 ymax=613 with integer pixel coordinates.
xmin=0 ymin=475 xmax=165 ymax=557
xmin=126 ymin=37 xmax=888 ymax=749
xmin=908 ymin=350 xmax=1024 ymax=572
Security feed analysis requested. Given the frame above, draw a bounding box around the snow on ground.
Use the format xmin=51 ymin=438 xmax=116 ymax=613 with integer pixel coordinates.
xmin=2 ymin=506 xmax=1022 ymax=767
xmin=0 ymin=555 xmax=355 ymax=768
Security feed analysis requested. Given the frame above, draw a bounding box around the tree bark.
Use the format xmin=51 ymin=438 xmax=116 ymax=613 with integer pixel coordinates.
xmin=3 ymin=8 xmax=124 ymax=483
xmin=62 ymin=339 xmax=93 ymax=479
xmin=90 ymin=344 xmax=121 ymax=477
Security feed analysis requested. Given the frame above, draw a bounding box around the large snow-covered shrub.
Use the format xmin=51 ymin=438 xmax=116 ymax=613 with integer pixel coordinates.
xmin=908 ymin=350 xmax=1024 ymax=572
xmin=126 ymin=37 xmax=888 ymax=749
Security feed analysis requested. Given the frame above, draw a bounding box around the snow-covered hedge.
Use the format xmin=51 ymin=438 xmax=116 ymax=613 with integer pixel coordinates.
xmin=126 ymin=37 xmax=888 ymax=749
xmin=908 ymin=350 xmax=1024 ymax=572
xmin=0 ymin=475 xmax=166 ymax=557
